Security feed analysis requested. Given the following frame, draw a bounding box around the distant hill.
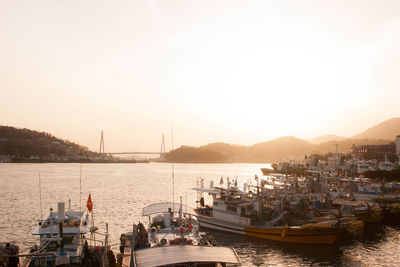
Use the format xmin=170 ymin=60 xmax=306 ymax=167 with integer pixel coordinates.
xmin=249 ymin=136 xmax=314 ymax=162
xmin=309 ymin=134 xmax=346 ymax=144
xmin=353 ymin=117 xmax=400 ymax=140
xmin=4 ymin=117 xmax=399 ymax=163
xmin=0 ymin=126 xmax=104 ymax=162
xmin=314 ymin=138 xmax=393 ymax=154
xmin=165 ymin=145 xmax=228 ymax=163
xmin=166 ymin=117 xmax=400 ymax=163
xmin=166 ymin=137 xmax=314 ymax=163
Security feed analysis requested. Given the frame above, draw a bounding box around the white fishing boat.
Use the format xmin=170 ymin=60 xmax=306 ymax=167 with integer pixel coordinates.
xmin=377 ymin=161 xmax=395 ymax=171
xmin=357 ymin=162 xmax=374 ymax=174
xmin=120 ymin=201 xmax=241 ymax=267
xmin=30 ymin=197 xmax=94 ymax=266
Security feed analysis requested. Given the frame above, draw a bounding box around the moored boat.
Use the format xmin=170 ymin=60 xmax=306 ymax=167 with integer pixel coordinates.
xmin=30 ymin=201 xmax=91 ymax=266
xmin=119 ymin=201 xmax=241 ymax=267
xmin=193 ymin=179 xmax=342 ymax=245
xmin=28 ymin=195 xmax=112 ymax=267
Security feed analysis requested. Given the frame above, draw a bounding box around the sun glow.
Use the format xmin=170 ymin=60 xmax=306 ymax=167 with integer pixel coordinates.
xmin=0 ymin=1 xmax=399 ymax=151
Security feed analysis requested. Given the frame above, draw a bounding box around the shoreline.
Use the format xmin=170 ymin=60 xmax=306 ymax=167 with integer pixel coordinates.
xmin=1 ymin=159 xmax=150 ymax=164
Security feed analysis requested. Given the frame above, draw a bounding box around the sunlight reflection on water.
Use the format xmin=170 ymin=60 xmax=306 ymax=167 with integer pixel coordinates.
xmin=0 ymin=163 xmax=399 ymax=266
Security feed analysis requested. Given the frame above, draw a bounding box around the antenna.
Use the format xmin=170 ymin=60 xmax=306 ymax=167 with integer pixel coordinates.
xmin=171 ymin=123 xmax=174 ymax=213
xmin=39 ymin=172 xmax=43 ymax=218
xmin=91 ymin=196 xmax=96 ymax=246
xmin=80 ymin=164 xmax=82 ymax=212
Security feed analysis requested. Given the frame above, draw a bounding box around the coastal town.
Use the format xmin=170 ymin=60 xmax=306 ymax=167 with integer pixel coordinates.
xmin=269 ymin=135 xmax=400 ymax=178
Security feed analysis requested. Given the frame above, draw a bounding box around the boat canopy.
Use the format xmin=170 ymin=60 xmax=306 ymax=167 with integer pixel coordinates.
xmin=134 ymin=245 xmax=241 ymax=267
xmin=192 ymin=187 xmax=221 ymax=194
xmin=142 ymin=202 xmax=197 ymax=216
xmin=193 ymin=187 xmax=247 ymax=197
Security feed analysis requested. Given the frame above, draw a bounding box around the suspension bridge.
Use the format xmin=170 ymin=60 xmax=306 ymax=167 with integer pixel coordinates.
xmin=98 ymin=131 xmax=167 ymax=160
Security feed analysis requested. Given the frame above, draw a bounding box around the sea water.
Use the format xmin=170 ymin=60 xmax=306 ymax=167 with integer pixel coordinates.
xmin=1 ymin=163 xmax=399 ymax=266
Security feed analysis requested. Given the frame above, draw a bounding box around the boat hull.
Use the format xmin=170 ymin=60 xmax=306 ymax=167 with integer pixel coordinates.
xmin=197 ymin=214 xmax=341 ymax=245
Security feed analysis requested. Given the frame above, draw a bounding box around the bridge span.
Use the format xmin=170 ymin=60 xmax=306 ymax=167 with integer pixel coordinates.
xmin=108 ymin=152 xmax=162 ymax=155
xmin=99 ymin=132 xmax=168 ymax=159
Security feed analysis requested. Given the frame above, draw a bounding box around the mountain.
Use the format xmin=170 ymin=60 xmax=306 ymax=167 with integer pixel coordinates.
xmin=249 ymin=136 xmax=314 ymax=162
xmin=0 ymin=126 xmax=106 ymax=162
xmin=166 ymin=137 xmax=315 ymax=163
xmin=353 ymin=117 xmax=400 ymax=140
xmin=165 ymin=145 xmax=229 ymax=163
xmin=3 ymin=117 xmax=399 ymax=163
xmin=314 ymin=138 xmax=392 ymax=154
xmin=166 ymin=117 xmax=400 ymax=163
xmin=309 ymin=134 xmax=346 ymax=144
xmin=310 ymin=117 xmax=400 ymax=144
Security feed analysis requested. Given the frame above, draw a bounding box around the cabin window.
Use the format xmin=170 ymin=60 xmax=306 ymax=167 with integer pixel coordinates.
xmin=63 ymin=235 xmax=74 ymax=245
xmin=241 ymin=207 xmax=245 ymax=216
xmin=226 ymin=206 xmax=237 ymax=212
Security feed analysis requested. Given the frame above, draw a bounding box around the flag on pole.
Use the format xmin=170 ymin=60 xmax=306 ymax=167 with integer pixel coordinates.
xmin=86 ymin=194 xmax=93 ymax=212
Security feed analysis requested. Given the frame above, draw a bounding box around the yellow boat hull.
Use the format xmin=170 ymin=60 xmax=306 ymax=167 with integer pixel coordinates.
xmin=244 ymin=226 xmax=341 ymax=245
xmin=197 ymin=214 xmax=341 ymax=245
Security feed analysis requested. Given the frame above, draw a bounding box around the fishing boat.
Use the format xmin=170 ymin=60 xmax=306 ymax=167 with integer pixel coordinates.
xmin=119 ymin=200 xmax=241 ymax=267
xmin=28 ymin=195 xmax=112 ymax=267
xmin=30 ymin=200 xmax=90 ymax=266
xmin=193 ymin=178 xmax=342 ymax=245
xmin=357 ymin=162 xmax=374 ymax=174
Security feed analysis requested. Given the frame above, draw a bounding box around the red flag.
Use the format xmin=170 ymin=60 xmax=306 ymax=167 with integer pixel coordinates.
xmin=86 ymin=194 xmax=93 ymax=212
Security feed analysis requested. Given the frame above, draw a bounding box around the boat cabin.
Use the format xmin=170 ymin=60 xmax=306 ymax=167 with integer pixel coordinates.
xmin=194 ymin=186 xmax=260 ymax=226
xmin=31 ymin=202 xmax=90 ymax=265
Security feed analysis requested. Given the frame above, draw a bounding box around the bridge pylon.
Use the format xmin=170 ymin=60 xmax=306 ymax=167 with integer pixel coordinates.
xmin=99 ymin=131 xmax=105 ymax=154
xmin=160 ymin=134 xmax=166 ymax=160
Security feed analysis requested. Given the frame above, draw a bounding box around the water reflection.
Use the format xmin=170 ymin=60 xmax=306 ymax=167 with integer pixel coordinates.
xmin=341 ymin=226 xmax=400 ymax=266
xmin=207 ymin=229 xmax=342 ymax=266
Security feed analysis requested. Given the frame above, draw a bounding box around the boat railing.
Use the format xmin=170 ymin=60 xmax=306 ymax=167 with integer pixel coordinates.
xmin=0 ymin=252 xmax=56 ymax=267
xmin=154 ymin=227 xmax=196 ymax=236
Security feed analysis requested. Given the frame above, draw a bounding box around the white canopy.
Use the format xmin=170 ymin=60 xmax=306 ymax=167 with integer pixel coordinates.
xmin=142 ymin=202 xmax=197 ymax=216
xmin=134 ymin=245 xmax=241 ymax=267
xmin=192 ymin=187 xmax=222 ymax=195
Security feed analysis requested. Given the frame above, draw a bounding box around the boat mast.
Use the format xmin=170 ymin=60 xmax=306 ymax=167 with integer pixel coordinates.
xmin=171 ymin=123 xmax=175 ymax=215
xmin=39 ymin=172 xmax=43 ymax=218
xmin=80 ymin=163 xmax=82 ymax=212
xmin=91 ymin=202 xmax=96 ymax=246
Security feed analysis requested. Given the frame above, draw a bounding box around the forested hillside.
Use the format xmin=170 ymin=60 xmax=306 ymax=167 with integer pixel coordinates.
xmin=0 ymin=126 xmax=101 ymax=162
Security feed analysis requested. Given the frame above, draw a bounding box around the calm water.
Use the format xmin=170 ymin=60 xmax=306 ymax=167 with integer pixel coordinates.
xmin=1 ymin=163 xmax=399 ymax=266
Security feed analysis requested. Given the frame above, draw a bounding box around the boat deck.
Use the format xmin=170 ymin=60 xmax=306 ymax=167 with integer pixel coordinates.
xmin=121 ymin=240 xmax=240 ymax=267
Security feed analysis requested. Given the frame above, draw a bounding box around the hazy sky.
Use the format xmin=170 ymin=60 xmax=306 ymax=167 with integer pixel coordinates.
xmin=1 ymin=1 xmax=399 ymax=152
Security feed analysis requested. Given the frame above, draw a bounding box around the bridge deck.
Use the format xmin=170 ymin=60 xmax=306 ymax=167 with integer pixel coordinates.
xmin=108 ymin=152 xmax=163 ymax=155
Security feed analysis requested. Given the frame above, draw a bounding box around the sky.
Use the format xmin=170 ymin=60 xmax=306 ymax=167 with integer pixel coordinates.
xmin=1 ymin=0 xmax=399 ymax=152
